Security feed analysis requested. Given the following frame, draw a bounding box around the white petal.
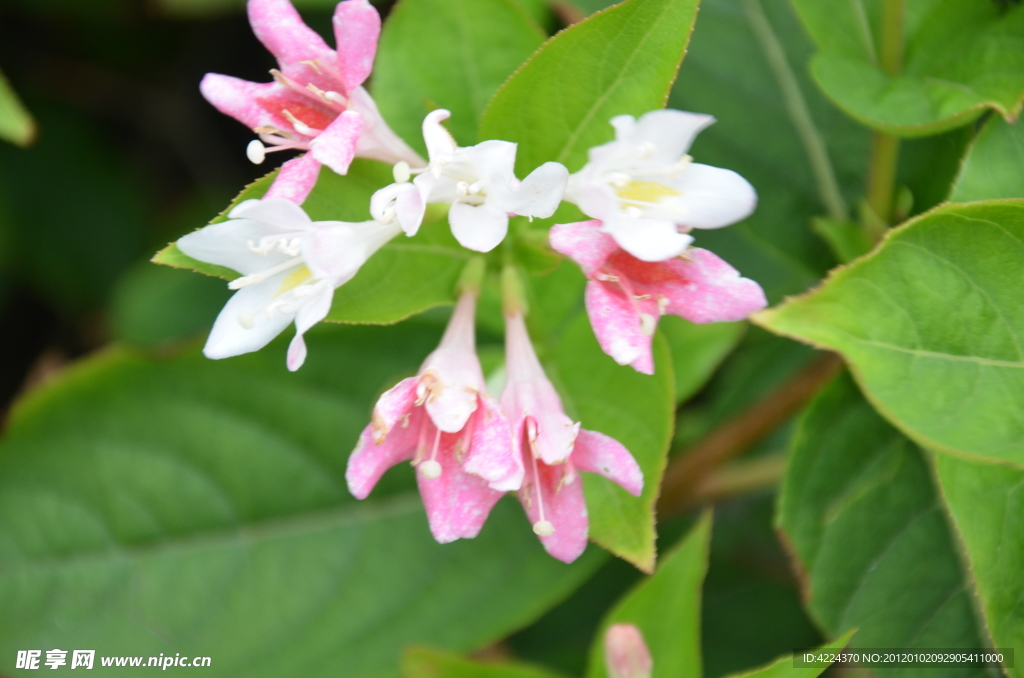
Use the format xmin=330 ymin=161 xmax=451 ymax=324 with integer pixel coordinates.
xmin=422 ymin=109 xmax=457 ymax=161
xmin=203 ymin=273 xmax=295 ymax=360
xmin=371 ymin=183 xmax=426 ymax=235
xmin=228 ymin=197 xmax=312 ymax=229
xmin=463 ymin=140 xmax=517 ymax=186
xmin=178 ymin=219 xmax=292 ymax=276
xmin=630 ymin=109 xmax=715 ymax=166
xmin=668 ymin=163 xmax=757 ymax=229
xmin=449 ymin=202 xmax=508 ymax=252
xmin=605 ymin=217 xmax=694 ymax=262
xmin=286 ymin=283 xmax=334 ymax=372
xmin=302 ymin=220 xmax=398 ymax=282
xmin=610 ymin=114 xmax=637 ymax=139
xmin=508 ymin=161 xmax=568 ymax=218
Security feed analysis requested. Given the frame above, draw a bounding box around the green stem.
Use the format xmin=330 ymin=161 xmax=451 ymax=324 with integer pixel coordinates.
xmin=501 ymin=265 xmax=528 ymax=317
xmin=866 ymin=0 xmax=904 ymax=228
xmin=743 ymin=0 xmax=848 ymax=221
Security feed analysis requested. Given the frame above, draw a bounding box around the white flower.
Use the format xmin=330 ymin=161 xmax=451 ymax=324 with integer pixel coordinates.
xmin=178 ymin=197 xmax=400 ymax=370
xmin=371 ymin=109 xmax=569 ymax=253
xmin=564 ymin=110 xmax=757 ymax=262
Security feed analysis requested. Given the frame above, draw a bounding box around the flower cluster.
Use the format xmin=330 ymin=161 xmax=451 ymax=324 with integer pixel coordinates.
xmin=178 ymin=0 xmax=768 ymax=560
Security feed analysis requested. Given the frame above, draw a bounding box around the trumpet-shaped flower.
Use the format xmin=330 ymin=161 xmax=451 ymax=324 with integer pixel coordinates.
xmin=200 ymin=0 xmax=422 ymax=204
xmin=501 ymin=312 xmax=643 ymax=563
xmin=346 ymin=292 xmax=522 ymax=543
xmin=371 ymin=109 xmax=569 ymax=252
xmin=565 ymin=109 xmax=756 ymax=262
xmin=550 ymin=220 xmax=766 ymax=374
xmin=178 ymin=197 xmax=398 ymax=370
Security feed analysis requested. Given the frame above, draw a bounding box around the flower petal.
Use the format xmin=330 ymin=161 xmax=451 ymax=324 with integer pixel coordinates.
xmin=309 ymin=110 xmax=363 ymax=176
xmin=229 ymin=195 xmax=312 ymax=226
xmin=371 ymin=376 xmax=419 ymax=439
xmin=655 ymin=248 xmax=767 ymax=323
xmin=449 ymin=202 xmax=508 ymax=252
xmin=518 ymin=458 xmax=588 ymax=563
xmin=178 ymin=215 xmax=291 ymax=276
xmin=509 ymin=161 xmax=568 ymax=219
xmin=248 ymin=0 xmax=333 ymax=67
xmin=371 ymin=182 xmax=426 ymax=236
xmin=605 ymin=217 xmax=693 ymax=262
xmin=549 ymin=220 xmax=618 ymax=278
xmin=199 ymin=74 xmax=283 ymax=131
xmin=625 ymin=109 xmax=715 ymax=167
xmin=463 ymin=394 xmax=523 ymax=491
xmin=203 ymin=272 xmax=296 ymax=360
xmin=348 ymin=86 xmax=425 ymax=167
xmin=667 ymin=163 xmax=757 ymax=229
xmin=346 ymin=411 xmax=419 ymax=499
xmin=584 ymin=280 xmax=655 ymax=375
xmin=333 ymin=0 xmax=380 ymax=92
xmin=572 ymin=429 xmax=643 ymax=496
xmin=417 ymin=430 xmax=504 ymax=543
xmin=422 ymin=109 xmax=457 ymax=160
xmin=263 ymin=153 xmax=322 ymax=204
xmin=286 ymin=281 xmax=333 ymax=371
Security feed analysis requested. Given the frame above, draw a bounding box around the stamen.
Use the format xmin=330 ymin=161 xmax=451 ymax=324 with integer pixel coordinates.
xmin=228 ymin=256 xmax=303 ymax=290
xmin=393 ymin=161 xmax=411 ymax=183
xmin=281 ymin=109 xmax=319 ymax=137
xmin=639 ymin=313 xmax=657 ymax=337
xmin=596 ymin=273 xmax=620 ymax=282
xmin=527 ymin=418 xmax=555 ymax=537
xmin=418 ymin=427 xmax=443 ymax=479
xmin=246 ymin=140 xmax=266 ymax=164
xmin=299 ymin=59 xmax=322 ymax=74
xmin=657 ymin=294 xmax=669 ymax=314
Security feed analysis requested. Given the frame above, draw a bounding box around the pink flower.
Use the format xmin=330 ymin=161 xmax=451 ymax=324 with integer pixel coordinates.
xmin=200 ymin=0 xmax=422 ymax=204
xmin=605 ymin=624 xmax=653 ymax=678
xmin=501 ymin=312 xmax=643 ymax=563
xmin=346 ymin=292 xmax=522 ymax=543
xmin=550 ymin=220 xmax=767 ymax=375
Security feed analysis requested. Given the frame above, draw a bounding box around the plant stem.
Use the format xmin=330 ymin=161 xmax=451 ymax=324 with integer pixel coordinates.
xmin=866 ymin=0 xmax=904 ymax=227
xmin=744 ymin=0 xmax=848 ymax=221
xmin=656 ymin=352 xmax=842 ymax=519
xmin=681 ymin=454 xmax=789 ymax=511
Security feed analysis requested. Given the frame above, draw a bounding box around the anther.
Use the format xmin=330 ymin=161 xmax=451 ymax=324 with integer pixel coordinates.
xmin=639 ymin=313 xmax=657 ymax=337
xmin=299 ymin=59 xmax=322 ymax=74
xmin=533 ymin=520 xmax=555 ymax=536
xmin=247 ymin=140 xmax=266 ymax=165
xmin=418 ymin=460 xmax=442 ymax=479
xmin=393 ymin=161 xmax=411 ymax=183
xmin=282 ymin=109 xmax=315 ymax=136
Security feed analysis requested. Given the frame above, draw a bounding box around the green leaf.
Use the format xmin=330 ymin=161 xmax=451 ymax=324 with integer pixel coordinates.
xmin=950 ymin=117 xmax=1024 ymax=203
xmin=790 ymin=0 xmax=1024 ymax=136
xmin=552 ymin=314 xmax=675 ymax=572
xmin=0 ymin=325 xmax=604 ymax=678
xmin=373 ymin=0 xmax=545 ymax=152
xmin=935 ymin=454 xmax=1024 ymax=674
xmin=810 ymin=217 xmax=874 ymax=264
xmin=658 ymin=316 xmax=744 ymax=404
xmin=777 ymin=372 xmax=991 ymax=672
xmin=722 ymin=630 xmax=855 ymax=678
xmin=584 ymin=513 xmax=711 ymax=678
xmin=479 ymin=0 xmax=700 ymax=176
xmin=756 ymin=200 xmax=1024 ymax=467
xmin=154 ymin=160 xmax=471 ymax=325
xmin=0 ymin=68 xmax=35 ymax=147
xmin=402 ymin=648 xmax=567 ymax=678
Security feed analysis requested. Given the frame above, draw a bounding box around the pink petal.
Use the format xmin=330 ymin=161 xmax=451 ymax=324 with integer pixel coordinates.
xmin=655 ymin=248 xmax=767 ymax=323
xmin=518 ymin=457 xmax=589 ymax=563
xmin=463 ymin=394 xmax=523 ymax=491
xmin=200 ymin=74 xmax=282 ymax=131
xmin=248 ymin=0 xmax=334 ymax=68
xmin=584 ymin=280 xmax=655 ymax=375
xmin=370 ymin=377 xmax=419 ymax=442
xmin=345 ymin=411 xmax=419 ymax=499
xmin=549 ymin=220 xmax=618 ymax=278
xmin=264 ymin=153 xmax=322 ymax=204
xmin=333 ymin=0 xmax=381 ymax=92
xmin=417 ymin=429 xmax=504 ymax=543
xmin=309 ymin=110 xmax=363 ymax=175
xmin=572 ymin=429 xmax=643 ymax=496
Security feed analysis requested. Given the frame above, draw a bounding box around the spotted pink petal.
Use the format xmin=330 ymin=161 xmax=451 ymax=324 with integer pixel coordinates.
xmin=309 ymin=110 xmax=363 ymax=176
xmin=370 ymin=377 xmax=419 ymax=440
xmin=200 ymin=74 xmax=284 ymax=131
xmin=584 ymin=280 xmax=656 ymax=375
xmin=463 ymin=394 xmax=522 ymax=492
xmin=572 ymin=429 xmax=643 ymax=496
xmin=416 ymin=430 xmax=505 ymax=543
xmin=264 ymin=153 xmax=322 ymax=204
xmin=653 ymin=248 xmax=767 ymax=323
xmin=549 ymin=220 xmax=619 ymax=278
xmin=519 ymin=457 xmax=589 ymax=563
xmin=345 ymin=408 xmax=420 ymax=499
xmin=333 ymin=0 xmax=381 ymax=93
xmin=248 ymin=0 xmax=333 ymax=68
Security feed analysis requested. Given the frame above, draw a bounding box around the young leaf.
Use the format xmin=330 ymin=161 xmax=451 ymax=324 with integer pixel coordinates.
xmin=935 ymin=455 xmax=1024 ymax=668
xmin=479 ymin=0 xmax=700 ymax=176
xmin=584 ymin=513 xmax=711 ymax=678
xmin=950 ymin=117 xmax=1024 ymax=203
xmin=372 ymin=0 xmax=545 ymax=152
xmin=552 ymin=314 xmax=675 ymax=572
xmin=0 ymin=68 xmax=35 ymax=147
xmin=402 ymin=648 xmax=567 ymax=678
xmin=153 ymin=160 xmax=470 ymax=325
xmin=0 ymin=326 xmax=604 ymax=678
xmin=756 ymin=200 xmax=1024 ymax=467
xmin=790 ymin=0 xmax=1024 ymax=136
xmin=722 ymin=630 xmax=856 ymax=678
xmin=777 ymin=372 xmax=992 ymax=669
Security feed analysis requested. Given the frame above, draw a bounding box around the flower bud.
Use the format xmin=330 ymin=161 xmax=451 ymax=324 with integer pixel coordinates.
xmin=604 ymin=624 xmax=652 ymax=678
